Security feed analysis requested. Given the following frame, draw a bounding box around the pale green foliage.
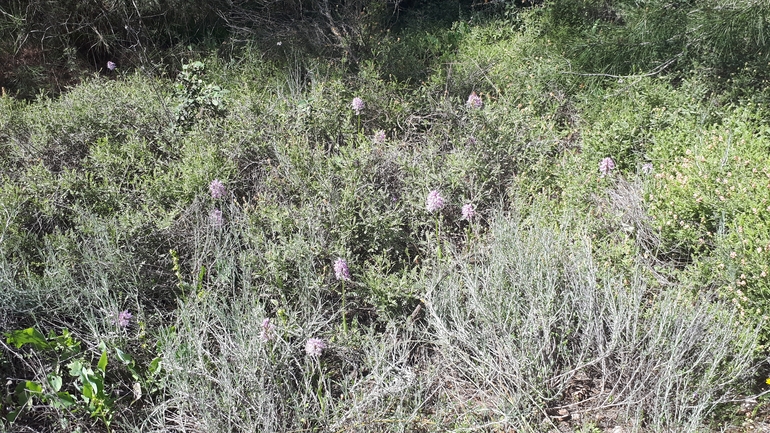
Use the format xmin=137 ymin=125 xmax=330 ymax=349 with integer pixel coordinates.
xmin=426 ymin=208 xmax=759 ymax=431
xmin=2 ymin=2 xmax=770 ymax=431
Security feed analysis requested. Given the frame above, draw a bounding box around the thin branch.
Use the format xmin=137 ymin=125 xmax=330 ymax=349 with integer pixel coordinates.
xmin=560 ymin=55 xmax=681 ymax=79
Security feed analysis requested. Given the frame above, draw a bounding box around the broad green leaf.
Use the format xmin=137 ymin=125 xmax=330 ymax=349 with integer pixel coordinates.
xmin=25 ymin=380 xmax=43 ymax=394
xmin=47 ymin=374 xmax=62 ymax=392
xmin=97 ymin=350 xmax=108 ymax=374
xmin=148 ymin=357 xmax=161 ymax=375
xmin=68 ymin=359 xmax=83 ymax=377
xmin=6 ymin=408 xmax=21 ymax=423
xmin=127 ymin=365 xmax=140 ymax=381
xmin=53 ymin=392 xmax=76 ymax=408
xmin=114 ymin=347 xmax=133 ymax=365
xmin=92 ymin=376 xmax=105 ymax=397
xmin=82 ymin=381 xmax=94 ymax=400
xmin=13 ymin=382 xmax=29 ymax=405
xmin=5 ymin=328 xmax=50 ymax=350
xmin=117 ymin=347 xmax=141 ymax=379
xmin=83 ymin=368 xmax=103 ymax=397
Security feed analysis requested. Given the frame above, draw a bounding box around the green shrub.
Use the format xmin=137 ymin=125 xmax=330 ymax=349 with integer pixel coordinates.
xmin=173 ymin=61 xmax=228 ymax=128
xmin=4 ymin=74 xmax=173 ymax=172
xmin=646 ymin=103 xmax=770 ymax=331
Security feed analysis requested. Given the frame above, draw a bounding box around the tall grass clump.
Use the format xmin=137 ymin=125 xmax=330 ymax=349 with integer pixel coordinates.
xmin=424 ymin=206 xmax=760 ymax=431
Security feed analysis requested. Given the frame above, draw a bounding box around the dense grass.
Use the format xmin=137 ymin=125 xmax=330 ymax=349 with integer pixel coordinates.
xmin=2 ymin=2 xmax=770 ymax=431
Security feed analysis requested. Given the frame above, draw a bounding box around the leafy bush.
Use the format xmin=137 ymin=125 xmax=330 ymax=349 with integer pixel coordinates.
xmin=173 ymin=61 xmax=228 ymax=128
xmin=646 ymin=103 xmax=770 ymax=330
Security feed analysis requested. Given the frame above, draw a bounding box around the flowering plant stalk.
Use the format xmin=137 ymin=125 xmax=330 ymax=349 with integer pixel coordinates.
xmin=462 ymin=203 xmax=477 ymax=250
xmin=434 ymin=215 xmax=443 ymax=260
xmin=304 ymin=337 xmax=328 ymax=415
xmin=426 ymin=190 xmax=445 ymax=260
xmin=351 ymin=97 xmax=364 ymax=134
xmin=334 ymin=258 xmax=350 ymax=333
xmin=341 ymin=280 xmax=347 ymax=333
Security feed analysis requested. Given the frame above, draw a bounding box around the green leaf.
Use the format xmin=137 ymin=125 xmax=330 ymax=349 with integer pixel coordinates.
xmin=5 ymin=328 xmax=50 ymax=350
xmin=25 ymin=380 xmax=43 ymax=394
xmin=68 ymin=359 xmax=83 ymax=377
xmin=114 ymin=347 xmax=133 ymax=365
xmin=53 ymin=392 xmax=76 ymax=408
xmin=52 ymin=329 xmax=81 ymax=355
xmin=97 ymin=350 xmax=108 ymax=374
xmin=148 ymin=357 xmax=161 ymax=375
xmin=47 ymin=374 xmax=63 ymax=392
xmin=126 ymin=365 xmax=140 ymax=381
xmin=82 ymin=367 xmax=104 ymax=398
xmin=13 ymin=382 xmax=29 ymax=406
xmin=82 ymin=381 xmax=94 ymax=400
xmin=6 ymin=408 xmax=21 ymax=423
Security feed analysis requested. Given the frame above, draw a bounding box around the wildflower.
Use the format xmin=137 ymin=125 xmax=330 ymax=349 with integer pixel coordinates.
xmin=599 ymin=157 xmax=616 ymax=177
xmin=462 ymin=203 xmax=476 ymax=220
xmin=334 ymin=258 xmax=351 ymax=281
xmin=351 ymin=97 xmax=364 ymax=115
xmin=468 ymin=136 xmax=477 ymax=145
xmin=305 ymin=337 xmax=326 ymax=357
xmin=117 ymin=310 xmax=132 ymax=328
xmin=132 ymin=382 xmax=142 ymax=401
xmin=642 ymin=162 xmax=653 ymax=175
xmin=426 ymin=190 xmax=445 ymax=213
xmin=466 ymin=92 xmax=483 ymax=109
xmin=373 ymin=130 xmax=386 ymax=144
xmin=210 ymin=209 xmax=224 ymax=227
xmin=260 ymin=318 xmax=276 ymax=342
xmin=107 ymin=61 xmax=116 ymax=71
xmin=209 ymin=179 xmax=227 ymax=199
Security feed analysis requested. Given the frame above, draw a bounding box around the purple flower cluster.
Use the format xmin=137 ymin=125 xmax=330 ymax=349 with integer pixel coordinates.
xmin=351 ymin=97 xmax=364 ymax=115
xmin=466 ymin=92 xmax=483 ymax=109
xmin=334 ymin=258 xmax=351 ymax=281
xmin=599 ymin=157 xmax=616 ymax=177
xmin=260 ymin=318 xmax=276 ymax=342
xmin=305 ymin=337 xmax=326 ymax=357
xmin=373 ymin=130 xmax=386 ymax=144
xmin=117 ymin=310 xmax=132 ymax=328
xmin=209 ymin=179 xmax=227 ymax=199
xmin=107 ymin=61 xmax=117 ymax=71
xmin=462 ymin=203 xmax=476 ymax=221
xmin=426 ymin=190 xmax=445 ymax=213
